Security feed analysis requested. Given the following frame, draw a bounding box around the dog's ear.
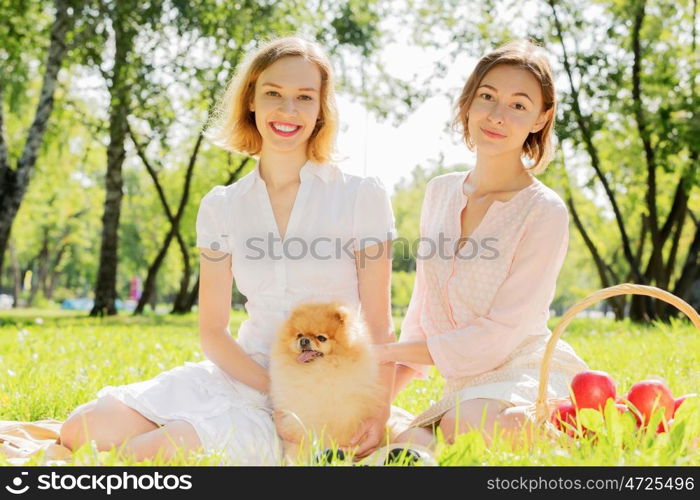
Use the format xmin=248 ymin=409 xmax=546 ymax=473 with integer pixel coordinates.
xmin=333 ymin=305 xmax=349 ymax=324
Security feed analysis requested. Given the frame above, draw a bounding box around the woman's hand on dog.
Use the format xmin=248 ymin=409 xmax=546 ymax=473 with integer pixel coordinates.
xmin=344 ymin=405 xmax=391 ymax=458
xmin=273 ymin=410 xmax=299 ymax=443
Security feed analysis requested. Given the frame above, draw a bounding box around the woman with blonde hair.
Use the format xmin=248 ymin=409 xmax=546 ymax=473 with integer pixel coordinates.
xmin=59 ymin=36 xmax=397 ymax=464
xmin=374 ymin=40 xmax=588 ymax=448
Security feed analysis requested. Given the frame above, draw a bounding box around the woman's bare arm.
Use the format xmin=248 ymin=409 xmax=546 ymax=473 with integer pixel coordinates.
xmin=348 ymin=240 xmax=395 ymax=456
xmin=375 ymin=339 xmax=434 ymax=366
xmin=198 ymin=248 xmax=269 ymax=393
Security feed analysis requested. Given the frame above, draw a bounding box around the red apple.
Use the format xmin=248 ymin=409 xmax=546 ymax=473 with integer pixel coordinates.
xmin=570 ymin=370 xmax=617 ymax=410
xmin=673 ymin=394 xmax=697 ymax=416
xmin=626 ymin=380 xmax=675 ymax=426
xmin=550 ymin=401 xmax=578 ymax=436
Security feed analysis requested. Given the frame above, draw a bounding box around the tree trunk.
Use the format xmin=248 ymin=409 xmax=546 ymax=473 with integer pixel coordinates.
xmin=135 ymin=231 xmax=175 ymax=314
xmin=668 ymin=0 xmax=699 ymax=315
xmin=672 ymin=222 xmax=700 ymax=302
xmin=0 ymin=0 xmax=74 ymax=289
xmin=184 ymin=274 xmax=199 ymax=311
xmin=631 ymin=1 xmax=663 ymax=291
xmin=547 ymin=0 xmax=646 ymax=291
xmin=566 ymin=193 xmax=625 ymax=319
xmin=130 ymin=129 xmax=204 ymax=315
xmin=27 ymin=233 xmax=50 ymax=307
xmin=547 ymin=0 xmax=700 ymax=323
xmin=10 ymin=242 xmax=21 ymax=308
xmin=90 ymin=11 xmax=134 ymax=317
xmin=45 ymin=243 xmax=68 ymax=300
xmin=148 ymin=280 xmax=158 ymax=312
xmin=170 ymin=234 xmax=192 ymax=314
xmin=174 ymin=157 xmax=253 ymax=314
xmin=171 ymin=278 xmax=192 ymax=313
xmin=629 ymin=294 xmax=653 ymax=322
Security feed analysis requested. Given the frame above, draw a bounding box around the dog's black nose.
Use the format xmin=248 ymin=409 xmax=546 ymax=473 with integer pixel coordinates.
xmin=300 ymin=337 xmax=310 ymax=348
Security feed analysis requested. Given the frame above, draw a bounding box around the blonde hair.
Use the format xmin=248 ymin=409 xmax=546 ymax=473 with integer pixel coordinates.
xmin=207 ymin=36 xmax=338 ymax=164
xmin=453 ymin=40 xmax=557 ymax=174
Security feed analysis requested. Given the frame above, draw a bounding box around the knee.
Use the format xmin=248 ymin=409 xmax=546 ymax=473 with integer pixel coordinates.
xmin=438 ymin=412 xmax=459 ymax=444
xmin=439 ymin=415 xmax=478 ymax=444
xmin=496 ymin=406 xmax=533 ymax=436
xmin=438 ymin=401 xmax=505 ymax=444
xmin=394 ymin=427 xmax=436 ymax=448
xmin=59 ymin=396 xmax=128 ymax=451
xmin=493 ymin=407 xmax=535 ymax=447
xmin=60 ymin=402 xmax=97 ymax=451
xmin=494 ymin=407 xmax=527 ymax=431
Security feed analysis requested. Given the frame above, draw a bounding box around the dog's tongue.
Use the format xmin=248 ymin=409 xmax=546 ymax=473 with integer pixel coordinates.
xmin=297 ymin=350 xmax=321 ymax=363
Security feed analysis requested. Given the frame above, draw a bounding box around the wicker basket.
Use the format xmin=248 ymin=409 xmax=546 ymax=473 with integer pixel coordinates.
xmin=531 ymin=283 xmax=700 ymax=432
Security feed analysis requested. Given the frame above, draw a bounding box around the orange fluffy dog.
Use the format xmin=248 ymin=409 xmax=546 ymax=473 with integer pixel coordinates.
xmin=269 ymin=302 xmax=383 ymax=462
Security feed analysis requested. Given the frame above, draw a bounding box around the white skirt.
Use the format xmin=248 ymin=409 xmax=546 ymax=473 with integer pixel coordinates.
xmin=409 ymin=334 xmax=589 ymax=428
xmin=97 ymin=354 xmax=282 ymax=465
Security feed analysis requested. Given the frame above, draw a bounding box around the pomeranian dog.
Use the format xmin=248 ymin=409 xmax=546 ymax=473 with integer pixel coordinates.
xmin=269 ymin=302 xmax=383 ymax=462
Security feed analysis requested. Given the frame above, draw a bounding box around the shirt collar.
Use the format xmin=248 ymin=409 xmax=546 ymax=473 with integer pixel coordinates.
xmin=238 ymin=159 xmax=333 ymax=195
xmin=459 ymin=169 xmax=539 ymax=204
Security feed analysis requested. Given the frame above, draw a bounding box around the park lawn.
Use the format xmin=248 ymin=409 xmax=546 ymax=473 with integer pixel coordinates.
xmin=0 ymin=309 xmax=698 ymax=466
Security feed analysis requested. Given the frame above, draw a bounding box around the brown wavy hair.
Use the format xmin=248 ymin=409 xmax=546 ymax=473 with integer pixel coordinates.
xmin=453 ymin=40 xmax=556 ymax=174
xmin=207 ymin=36 xmax=338 ymax=164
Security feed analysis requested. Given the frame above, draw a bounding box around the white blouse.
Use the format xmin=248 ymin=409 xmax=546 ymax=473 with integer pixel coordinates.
xmin=196 ymin=160 xmax=397 ymax=359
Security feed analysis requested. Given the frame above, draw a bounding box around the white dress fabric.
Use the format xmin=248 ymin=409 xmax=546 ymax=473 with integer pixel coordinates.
xmin=97 ymin=160 xmax=396 ymax=465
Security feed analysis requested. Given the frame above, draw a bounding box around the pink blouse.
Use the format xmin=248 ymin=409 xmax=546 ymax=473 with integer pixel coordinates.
xmin=398 ymin=171 xmax=570 ymax=381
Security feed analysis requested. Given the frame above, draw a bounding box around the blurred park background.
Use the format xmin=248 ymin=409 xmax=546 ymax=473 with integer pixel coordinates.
xmin=0 ymin=0 xmax=698 ymax=322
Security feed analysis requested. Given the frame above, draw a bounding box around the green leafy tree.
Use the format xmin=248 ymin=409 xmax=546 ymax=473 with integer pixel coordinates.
xmin=0 ymin=0 xmax=94 ymax=291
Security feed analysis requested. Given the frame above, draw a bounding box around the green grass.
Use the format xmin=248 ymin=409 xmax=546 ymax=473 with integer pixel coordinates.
xmin=0 ymin=310 xmax=698 ymax=465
